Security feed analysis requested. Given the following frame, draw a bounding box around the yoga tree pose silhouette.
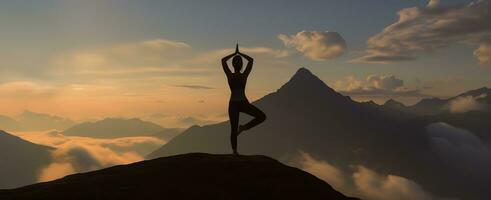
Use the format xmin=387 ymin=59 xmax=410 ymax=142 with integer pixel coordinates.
xmin=221 ymin=44 xmax=266 ymax=155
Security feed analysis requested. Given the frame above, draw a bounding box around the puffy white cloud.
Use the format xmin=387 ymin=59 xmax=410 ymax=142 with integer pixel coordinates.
xmin=426 ymin=122 xmax=491 ymax=176
xmin=367 ymin=75 xmax=403 ymax=91
xmin=279 ymin=31 xmax=347 ymax=60
xmin=427 ymin=0 xmax=441 ymax=8
xmin=335 ymin=76 xmax=363 ymax=92
xmin=354 ymin=0 xmax=491 ymax=64
xmin=474 ymin=44 xmax=491 ymax=66
xmin=291 ymin=152 xmax=437 ymax=200
xmin=448 ymin=94 xmax=488 ymax=113
xmin=335 ymin=75 xmax=426 ymax=97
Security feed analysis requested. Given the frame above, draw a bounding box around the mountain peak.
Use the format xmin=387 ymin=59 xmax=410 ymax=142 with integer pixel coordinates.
xmin=277 ymin=67 xmax=340 ymax=96
xmin=384 ymin=99 xmax=406 ymax=107
xmin=294 ymin=67 xmax=314 ymax=76
xmin=0 ymin=153 xmax=359 ymax=200
xmin=289 ymin=67 xmax=322 ymax=84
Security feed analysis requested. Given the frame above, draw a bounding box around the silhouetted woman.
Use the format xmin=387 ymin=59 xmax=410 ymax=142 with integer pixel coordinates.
xmin=222 ymin=44 xmax=266 ymax=155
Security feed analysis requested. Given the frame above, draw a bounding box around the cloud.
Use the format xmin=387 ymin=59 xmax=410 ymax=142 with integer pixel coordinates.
xmin=52 ymin=39 xmax=289 ymax=82
xmin=239 ymin=47 xmax=290 ymax=58
xmin=353 ymin=166 xmax=433 ymax=200
xmin=367 ymin=75 xmax=403 ymax=91
xmin=448 ymin=94 xmax=488 ymax=113
xmin=172 ymin=84 xmax=215 ymax=90
xmin=48 ymin=34 xmax=292 ymax=80
xmin=38 ymin=142 xmax=142 ymax=182
xmin=335 ymin=75 xmax=427 ymax=97
xmin=38 ymin=163 xmax=75 ymax=182
xmin=426 ymin=122 xmax=491 ymax=176
xmin=52 ymin=146 xmax=104 ymax=171
xmin=12 ymin=131 xmax=165 ymax=182
xmin=354 ymin=0 xmax=491 ymax=64
xmin=0 ymin=81 xmax=58 ymax=99
xmin=474 ymin=44 xmax=491 ymax=66
xmin=134 ymin=39 xmax=191 ymax=50
xmin=52 ymin=38 xmax=192 ymax=71
xmin=292 ymin=152 xmax=437 ymax=200
xmin=294 ymin=152 xmax=346 ymax=190
xmin=427 ymin=0 xmax=441 ymax=8
xmin=279 ymin=31 xmax=347 ymax=60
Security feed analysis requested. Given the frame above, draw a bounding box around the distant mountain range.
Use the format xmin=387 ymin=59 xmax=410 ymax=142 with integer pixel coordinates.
xmin=62 ymin=118 xmax=182 ymax=140
xmin=378 ymin=88 xmax=491 ymax=142
xmin=148 ymin=68 xmax=491 ymax=200
xmin=0 ymin=111 xmax=75 ymax=132
xmin=0 ymin=153 xmax=359 ymax=200
xmin=0 ymin=130 xmax=53 ymax=189
xmin=382 ymin=87 xmax=491 ymax=115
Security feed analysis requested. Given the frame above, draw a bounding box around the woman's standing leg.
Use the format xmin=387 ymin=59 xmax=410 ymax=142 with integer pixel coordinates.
xmin=228 ymin=102 xmax=240 ymax=154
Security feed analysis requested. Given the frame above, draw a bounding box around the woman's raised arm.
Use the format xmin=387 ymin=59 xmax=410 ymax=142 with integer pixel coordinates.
xmin=221 ymin=52 xmax=236 ymax=77
xmin=238 ymin=51 xmax=253 ymax=76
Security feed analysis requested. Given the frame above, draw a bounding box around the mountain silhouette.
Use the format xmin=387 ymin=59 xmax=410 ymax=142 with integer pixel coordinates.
xmin=17 ymin=110 xmax=76 ymax=131
xmin=382 ymin=99 xmax=406 ymax=109
xmin=0 ymin=130 xmax=53 ymax=189
xmin=0 ymin=111 xmax=75 ymax=132
xmin=456 ymin=87 xmax=491 ymax=99
xmin=0 ymin=115 xmax=20 ymax=131
xmin=404 ymin=87 xmax=491 ymax=115
xmin=148 ymin=67 xmax=491 ymax=200
xmin=380 ymin=89 xmax=491 ymax=142
xmin=62 ymin=118 xmax=180 ymax=140
xmin=378 ymin=87 xmax=491 ymax=116
xmin=0 ymin=153 xmax=359 ymax=200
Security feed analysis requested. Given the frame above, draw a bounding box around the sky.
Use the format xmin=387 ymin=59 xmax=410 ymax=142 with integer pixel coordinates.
xmin=0 ymin=0 xmax=490 ymax=126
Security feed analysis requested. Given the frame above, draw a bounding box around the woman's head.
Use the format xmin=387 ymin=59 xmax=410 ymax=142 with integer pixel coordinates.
xmin=232 ymin=55 xmax=243 ymax=72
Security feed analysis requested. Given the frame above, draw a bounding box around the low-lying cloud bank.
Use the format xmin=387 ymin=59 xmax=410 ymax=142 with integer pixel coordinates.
xmin=448 ymin=94 xmax=488 ymax=113
xmin=292 ymin=152 xmax=438 ymax=200
xmin=13 ymin=131 xmax=165 ymax=182
xmin=426 ymin=122 xmax=491 ymax=177
xmin=293 ymin=123 xmax=491 ymax=199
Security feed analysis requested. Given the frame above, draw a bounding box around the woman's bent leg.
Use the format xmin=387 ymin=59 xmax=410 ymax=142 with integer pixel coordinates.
xmin=240 ymin=103 xmax=266 ymax=131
